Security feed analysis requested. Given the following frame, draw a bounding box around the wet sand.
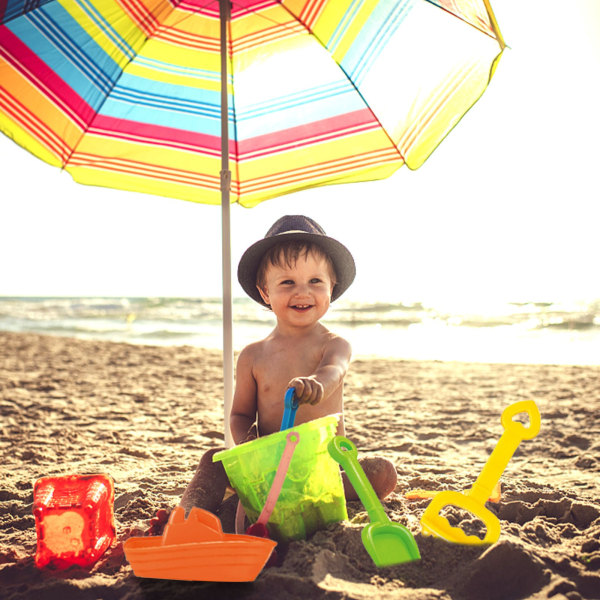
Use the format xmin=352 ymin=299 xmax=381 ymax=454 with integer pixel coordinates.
xmin=1 ymin=331 xmax=599 ymax=599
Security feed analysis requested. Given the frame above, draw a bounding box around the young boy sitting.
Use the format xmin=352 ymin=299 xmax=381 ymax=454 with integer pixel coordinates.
xmin=230 ymin=215 xmax=396 ymax=501
xmin=151 ymin=216 xmax=396 ymax=533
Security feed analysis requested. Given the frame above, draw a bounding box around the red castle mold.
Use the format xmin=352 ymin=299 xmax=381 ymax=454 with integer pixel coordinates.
xmin=33 ymin=474 xmax=115 ymax=568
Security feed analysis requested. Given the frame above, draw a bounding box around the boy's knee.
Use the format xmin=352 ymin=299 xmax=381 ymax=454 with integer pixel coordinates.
xmin=198 ymin=447 xmax=225 ymax=469
xmin=195 ymin=447 xmax=231 ymax=487
xmin=343 ymin=456 xmax=397 ymax=501
xmin=181 ymin=447 xmax=229 ymax=514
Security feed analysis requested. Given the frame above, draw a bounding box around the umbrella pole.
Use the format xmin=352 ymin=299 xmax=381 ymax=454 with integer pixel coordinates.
xmin=220 ymin=0 xmax=233 ymax=448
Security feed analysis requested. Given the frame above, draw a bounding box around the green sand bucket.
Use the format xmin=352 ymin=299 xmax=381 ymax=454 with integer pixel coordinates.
xmin=213 ymin=415 xmax=347 ymax=542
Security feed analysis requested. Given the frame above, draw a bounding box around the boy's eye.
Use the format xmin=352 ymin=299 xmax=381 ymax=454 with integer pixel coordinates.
xmin=281 ymin=279 xmax=294 ymax=285
xmin=310 ymin=278 xmax=322 ymax=284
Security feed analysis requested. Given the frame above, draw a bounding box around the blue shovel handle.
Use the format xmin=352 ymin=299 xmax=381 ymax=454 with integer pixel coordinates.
xmin=280 ymin=387 xmax=299 ymax=431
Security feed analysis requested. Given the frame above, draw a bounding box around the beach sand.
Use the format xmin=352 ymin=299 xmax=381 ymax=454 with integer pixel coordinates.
xmin=1 ymin=331 xmax=599 ymax=599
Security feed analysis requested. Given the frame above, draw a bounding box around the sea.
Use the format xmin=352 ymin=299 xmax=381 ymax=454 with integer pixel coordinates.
xmin=0 ymin=296 xmax=598 ymax=366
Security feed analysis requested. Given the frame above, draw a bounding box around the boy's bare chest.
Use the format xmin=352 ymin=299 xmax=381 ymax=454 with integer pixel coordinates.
xmin=253 ymin=343 xmax=322 ymax=396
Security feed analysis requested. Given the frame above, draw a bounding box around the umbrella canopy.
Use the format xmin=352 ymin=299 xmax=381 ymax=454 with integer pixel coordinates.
xmin=0 ymin=0 xmax=505 ymax=445
xmin=0 ymin=0 xmax=504 ymax=204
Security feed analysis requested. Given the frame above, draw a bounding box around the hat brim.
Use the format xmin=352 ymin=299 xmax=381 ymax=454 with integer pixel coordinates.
xmin=238 ymin=231 xmax=355 ymax=306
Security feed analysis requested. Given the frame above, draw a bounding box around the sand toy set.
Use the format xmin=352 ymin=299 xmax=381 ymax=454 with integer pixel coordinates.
xmin=31 ymin=397 xmax=540 ymax=581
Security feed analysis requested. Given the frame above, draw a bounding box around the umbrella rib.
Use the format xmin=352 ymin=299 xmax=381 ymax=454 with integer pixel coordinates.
xmin=224 ymin=0 xmax=402 ymax=163
xmin=422 ymin=0 xmax=505 ymax=49
xmin=61 ymin=0 xmax=222 ymax=172
xmin=57 ymin=1 xmax=164 ymax=171
xmin=277 ymin=0 xmax=405 ymax=163
xmin=481 ymin=0 xmax=506 ymax=49
xmin=218 ymin=4 xmax=405 ymax=171
xmin=220 ymin=0 xmax=505 ymax=170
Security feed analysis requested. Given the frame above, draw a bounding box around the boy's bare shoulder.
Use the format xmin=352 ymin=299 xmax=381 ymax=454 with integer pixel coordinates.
xmin=237 ymin=338 xmax=271 ymax=368
xmin=321 ymin=332 xmax=352 ymax=363
xmin=319 ymin=326 xmax=351 ymax=351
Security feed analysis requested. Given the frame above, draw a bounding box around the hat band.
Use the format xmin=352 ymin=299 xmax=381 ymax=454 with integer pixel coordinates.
xmin=270 ymin=229 xmax=315 ymax=237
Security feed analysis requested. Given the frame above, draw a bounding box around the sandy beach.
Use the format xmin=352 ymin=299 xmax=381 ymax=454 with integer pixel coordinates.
xmin=1 ymin=331 xmax=599 ymax=599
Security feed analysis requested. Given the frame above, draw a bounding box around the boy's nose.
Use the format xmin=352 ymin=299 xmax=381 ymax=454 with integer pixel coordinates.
xmin=293 ymin=282 xmax=310 ymax=296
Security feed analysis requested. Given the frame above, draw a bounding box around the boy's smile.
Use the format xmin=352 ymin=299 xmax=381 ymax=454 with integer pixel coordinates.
xmin=258 ymin=251 xmax=335 ymax=328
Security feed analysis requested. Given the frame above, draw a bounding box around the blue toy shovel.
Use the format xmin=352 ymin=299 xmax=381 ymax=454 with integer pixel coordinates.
xmin=328 ymin=436 xmax=421 ymax=567
xmin=279 ymin=387 xmax=299 ymax=430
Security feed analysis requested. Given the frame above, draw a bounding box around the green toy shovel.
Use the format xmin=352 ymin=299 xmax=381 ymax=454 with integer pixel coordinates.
xmin=328 ymin=436 xmax=420 ymax=567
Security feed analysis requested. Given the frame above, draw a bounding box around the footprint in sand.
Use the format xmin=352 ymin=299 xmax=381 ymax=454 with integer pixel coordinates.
xmin=564 ymin=434 xmax=592 ymax=450
xmin=498 ymin=496 xmax=600 ymax=530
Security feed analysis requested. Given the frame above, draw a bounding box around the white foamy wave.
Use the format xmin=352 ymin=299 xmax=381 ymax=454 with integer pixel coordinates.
xmin=1 ymin=296 xmax=598 ymax=365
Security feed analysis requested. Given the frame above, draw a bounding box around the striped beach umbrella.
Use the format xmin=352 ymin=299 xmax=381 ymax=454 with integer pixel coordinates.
xmin=0 ymin=0 xmax=505 ymax=445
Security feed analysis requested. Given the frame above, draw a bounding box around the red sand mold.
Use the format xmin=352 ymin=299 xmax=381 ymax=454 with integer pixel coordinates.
xmin=33 ymin=474 xmax=116 ymax=569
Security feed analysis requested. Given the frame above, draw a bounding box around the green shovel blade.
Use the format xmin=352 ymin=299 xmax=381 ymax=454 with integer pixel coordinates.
xmin=362 ymin=522 xmax=421 ymax=566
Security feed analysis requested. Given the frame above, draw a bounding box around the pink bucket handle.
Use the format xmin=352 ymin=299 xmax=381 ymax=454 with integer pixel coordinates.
xmin=235 ymin=431 xmax=300 ymax=533
xmin=235 ymin=498 xmax=246 ymax=535
xmin=256 ymin=431 xmax=299 ymax=526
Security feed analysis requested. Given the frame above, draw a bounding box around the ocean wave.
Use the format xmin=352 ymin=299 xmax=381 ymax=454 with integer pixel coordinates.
xmin=541 ymin=316 xmax=598 ymax=331
xmin=1 ymin=296 xmax=599 ymax=336
xmin=334 ymin=301 xmax=425 ymax=313
xmin=325 ymin=316 xmax=422 ymax=327
xmin=2 ymin=296 xmax=599 ymax=364
xmin=136 ymin=329 xmax=199 ymax=339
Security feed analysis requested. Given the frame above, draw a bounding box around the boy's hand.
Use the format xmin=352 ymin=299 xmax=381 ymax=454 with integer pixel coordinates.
xmin=239 ymin=423 xmax=258 ymax=444
xmin=289 ymin=376 xmax=324 ymax=406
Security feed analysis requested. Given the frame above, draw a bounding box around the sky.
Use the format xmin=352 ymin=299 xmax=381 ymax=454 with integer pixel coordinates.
xmin=1 ymin=0 xmax=599 ymax=309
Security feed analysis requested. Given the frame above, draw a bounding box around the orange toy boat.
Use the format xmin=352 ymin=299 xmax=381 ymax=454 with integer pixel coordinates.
xmin=124 ymin=506 xmax=276 ymax=582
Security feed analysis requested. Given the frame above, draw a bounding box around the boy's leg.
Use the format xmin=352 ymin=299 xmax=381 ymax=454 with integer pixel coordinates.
xmin=148 ymin=447 xmax=229 ymax=535
xmin=342 ymin=456 xmax=397 ymax=501
xmin=179 ymin=447 xmax=229 ymax=514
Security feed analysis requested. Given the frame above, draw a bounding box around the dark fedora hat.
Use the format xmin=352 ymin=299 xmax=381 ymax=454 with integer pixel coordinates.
xmin=237 ymin=215 xmax=356 ymax=306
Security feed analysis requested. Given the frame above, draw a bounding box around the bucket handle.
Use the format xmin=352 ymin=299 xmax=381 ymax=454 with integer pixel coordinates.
xmin=235 ymin=431 xmax=300 ymax=534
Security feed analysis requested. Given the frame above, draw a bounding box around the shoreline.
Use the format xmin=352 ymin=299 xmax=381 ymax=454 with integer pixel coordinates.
xmin=3 ymin=325 xmax=599 ymax=368
xmin=2 ymin=294 xmax=599 ymax=368
xmin=1 ymin=332 xmax=599 ymax=599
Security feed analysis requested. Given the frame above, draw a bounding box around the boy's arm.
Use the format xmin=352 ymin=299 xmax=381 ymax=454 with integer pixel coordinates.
xmin=289 ymin=336 xmax=351 ymax=405
xmin=230 ymin=346 xmax=259 ymax=444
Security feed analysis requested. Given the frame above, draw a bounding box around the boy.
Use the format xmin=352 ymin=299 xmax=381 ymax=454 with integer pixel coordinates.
xmin=156 ymin=216 xmax=395 ymax=533
xmin=232 ymin=215 xmax=396 ymax=500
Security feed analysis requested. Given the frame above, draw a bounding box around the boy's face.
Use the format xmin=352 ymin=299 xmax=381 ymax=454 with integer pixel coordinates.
xmin=258 ymin=250 xmax=335 ymax=328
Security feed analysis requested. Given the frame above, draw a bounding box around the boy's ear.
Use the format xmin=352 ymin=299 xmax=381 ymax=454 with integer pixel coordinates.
xmin=257 ymin=285 xmax=270 ymax=306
